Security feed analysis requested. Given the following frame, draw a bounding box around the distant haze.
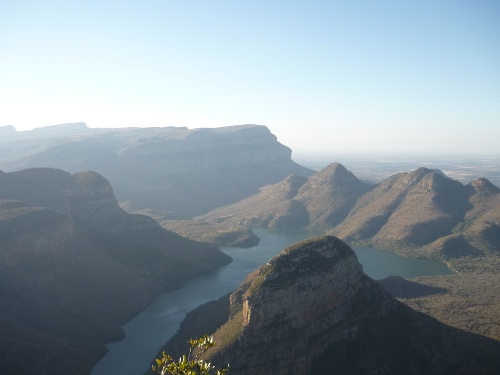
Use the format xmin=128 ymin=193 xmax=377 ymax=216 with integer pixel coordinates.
xmin=292 ymin=150 xmax=500 ymax=187
xmin=1 ymin=1 xmax=499 ymax=154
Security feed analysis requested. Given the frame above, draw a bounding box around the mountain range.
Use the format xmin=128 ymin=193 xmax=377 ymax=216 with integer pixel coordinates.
xmin=0 ymin=123 xmax=314 ymax=218
xmin=0 ymin=167 xmax=231 ymax=375
xmin=197 ymin=163 xmax=500 ymax=260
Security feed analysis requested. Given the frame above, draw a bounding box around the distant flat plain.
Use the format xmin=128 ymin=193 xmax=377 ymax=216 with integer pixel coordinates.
xmin=293 ymin=152 xmax=500 ymax=187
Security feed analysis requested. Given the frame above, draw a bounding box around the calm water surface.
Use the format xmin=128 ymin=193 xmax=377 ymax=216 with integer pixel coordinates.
xmin=91 ymin=228 xmax=454 ymax=375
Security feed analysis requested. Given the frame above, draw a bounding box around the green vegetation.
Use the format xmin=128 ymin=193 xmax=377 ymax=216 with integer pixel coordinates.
xmin=281 ymin=235 xmax=330 ymax=255
xmin=152 ymin=335 xmax=229 ymax=375
xmin=229 ymin=302 xmax=242 ymax=318
xmin=209 ymin=311 xmax=245 ymax=352
xmin=447 ymin=255 xmax=500 ymax=274
xmin=244 ymin=272 xmax=266 ymax=298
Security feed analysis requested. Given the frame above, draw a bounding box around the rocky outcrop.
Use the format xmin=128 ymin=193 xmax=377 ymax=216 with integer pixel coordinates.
xmin=0 ymin=124 xmax=314 ymax=218
xmin=0 ymin=167 xmax=231 ymax=375
xmin=204 ymin=236 xmax=397 ymax=374
xmin=157 ymin=236 xmax=500 ymax=375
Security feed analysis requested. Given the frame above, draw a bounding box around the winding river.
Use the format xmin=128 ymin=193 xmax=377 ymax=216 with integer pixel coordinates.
xmin=91 ymin=229 xmax=454 ymax=375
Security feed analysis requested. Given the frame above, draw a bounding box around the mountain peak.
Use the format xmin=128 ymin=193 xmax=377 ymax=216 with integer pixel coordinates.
xmin=469 ymin=177 xmax=499 ymax=191
xmin=203 ymin=236 xmax=397 ymax=374
xmin=240 ymin=236 xmax=356 ymax=305
xmin=320 ymin=162 xmax=349 ymax=175
xmin=72 ymin=170 xmax=113 ymax=191
xmin=409 ymin=167 xmax=435 ymax=179
xmin=307 ymin=163 xmax=365 ymax=188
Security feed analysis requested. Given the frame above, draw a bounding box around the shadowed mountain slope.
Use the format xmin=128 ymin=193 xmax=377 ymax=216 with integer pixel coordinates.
xmin=0 ymin=123 xmax=314 ymax=218
xmin=154 ymin=236 xmax=500 ymax=375
xmin=0 ymin=167 xmax=231 ymax=375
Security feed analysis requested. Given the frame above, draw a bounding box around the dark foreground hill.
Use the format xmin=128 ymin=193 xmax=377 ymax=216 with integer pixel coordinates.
xmin=0 ymin=167 xmax=231 ymax=375
xmin=0 ymin=123 xmax=314 ymax=218
xmin=198 ymin=163 xmax=500 ymax=260
xmin=154 ymin=236 xmax=500 ymax=375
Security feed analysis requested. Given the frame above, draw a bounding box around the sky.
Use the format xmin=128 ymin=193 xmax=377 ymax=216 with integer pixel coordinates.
xmin=1 ymin=0 xmax=499 ymax=154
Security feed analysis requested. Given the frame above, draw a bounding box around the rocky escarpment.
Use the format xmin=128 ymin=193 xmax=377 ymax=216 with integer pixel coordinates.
xmin=157 ymin=236 xmax=500 ymax=375
xmin=0 ymin=167 xmax=231 ymax=375
xmin=0 ymin=123 xmax=314 ymax=218
xmin=117 ymin=125 xmax=293 ymax=173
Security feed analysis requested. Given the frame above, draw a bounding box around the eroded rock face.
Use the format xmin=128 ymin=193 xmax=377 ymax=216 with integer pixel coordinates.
xmin=242 ymin=237 xmax=366 ymax=331
xmin=209 ymin=236 xmax=396 ymax=375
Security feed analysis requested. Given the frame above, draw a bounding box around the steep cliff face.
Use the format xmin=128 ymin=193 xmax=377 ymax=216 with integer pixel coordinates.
xmin=0 ymin=124 xmax=314 ymax=218
xmin=160 ymin=236 xmax=500 ymax=375
xmin=205 ymin=236 xmax=397 ymax=374
xmin=118 ymin=125 xmax=293 ymax=173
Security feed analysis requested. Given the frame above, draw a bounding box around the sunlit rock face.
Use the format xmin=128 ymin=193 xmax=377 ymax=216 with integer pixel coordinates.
xmin=241 ymin=237 xmax=378 ymax=331
xmin=209 ymin=236 xmax=397 ymax=375
xmin=200 ymin=236 xmax=500 ymax=375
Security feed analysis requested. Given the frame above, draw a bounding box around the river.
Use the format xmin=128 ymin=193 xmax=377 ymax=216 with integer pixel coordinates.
xmin=91 ymin=228 xmax=454 ymax=375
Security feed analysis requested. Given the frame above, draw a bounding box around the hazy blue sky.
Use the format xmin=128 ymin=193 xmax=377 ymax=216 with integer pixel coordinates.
xmin=1 ymin=1 xmax=499 ymax=154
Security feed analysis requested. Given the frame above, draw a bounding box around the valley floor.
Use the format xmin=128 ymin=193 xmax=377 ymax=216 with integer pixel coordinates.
xmin=388 ymin=256 xmax=500 ymax=341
